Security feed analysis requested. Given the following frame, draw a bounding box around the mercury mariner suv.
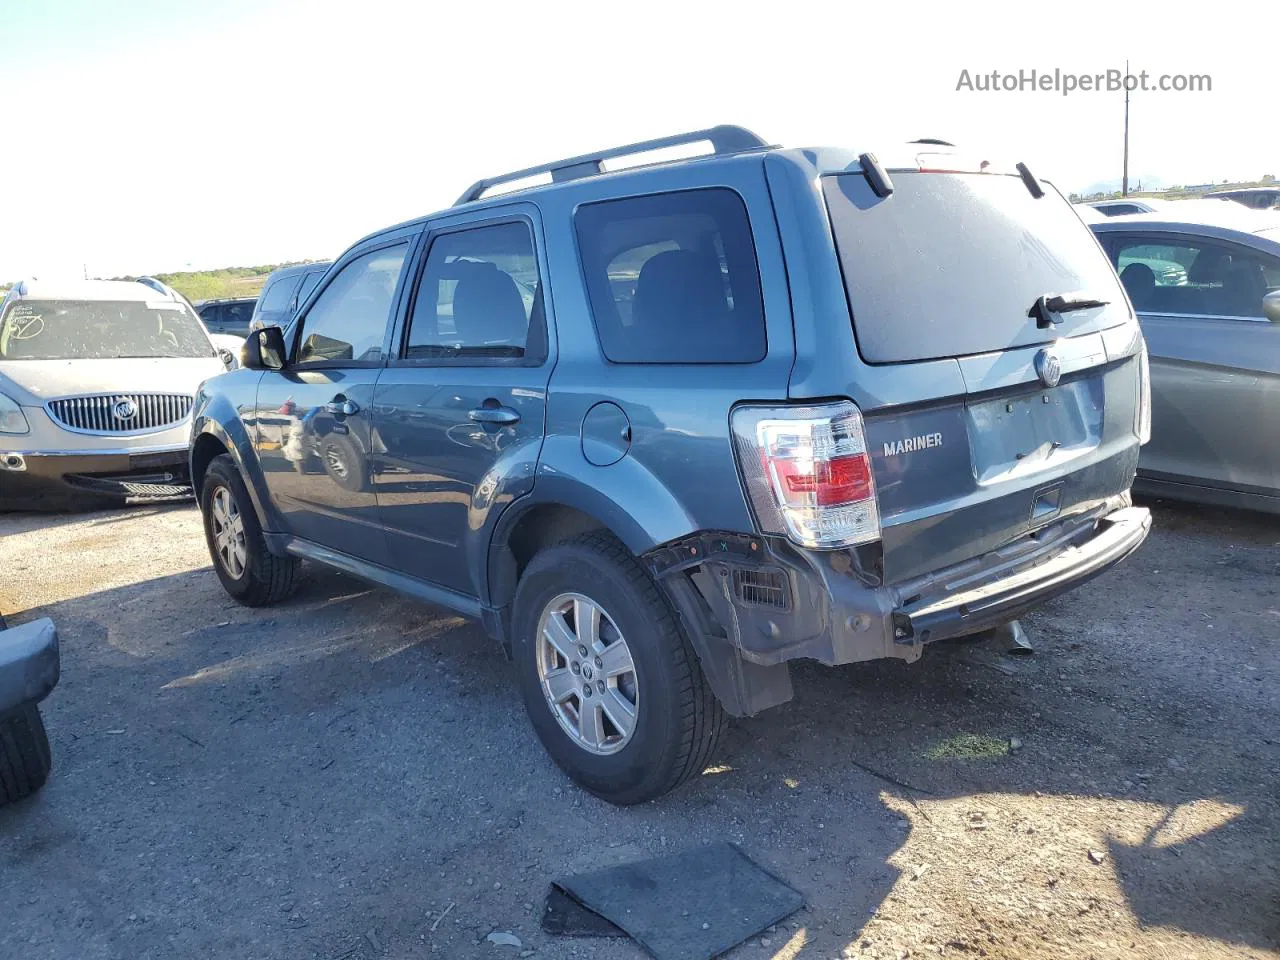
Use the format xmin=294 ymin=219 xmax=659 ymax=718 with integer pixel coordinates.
xmin=191 ymin=126 xmax=1152 ymax=804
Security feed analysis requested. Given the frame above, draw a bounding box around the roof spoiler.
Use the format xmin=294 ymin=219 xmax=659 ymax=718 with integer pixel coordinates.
xmin=455 ymin=125 xmax=771 ymax=205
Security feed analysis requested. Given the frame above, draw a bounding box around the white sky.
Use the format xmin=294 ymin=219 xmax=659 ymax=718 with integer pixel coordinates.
xmin=1 ymin=0 xmax=1272 ymax=281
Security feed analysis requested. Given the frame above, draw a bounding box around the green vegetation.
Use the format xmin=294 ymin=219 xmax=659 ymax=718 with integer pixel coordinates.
xmin=0 ymin=263 xmax=322 ymax=302
xmin=924 ymin=733 xmax=1011 ymax=760
xmin=1070 ymin=175 xmax=1276 ymax=204
xmin=110 ymin=262 xmax=322 ymax=302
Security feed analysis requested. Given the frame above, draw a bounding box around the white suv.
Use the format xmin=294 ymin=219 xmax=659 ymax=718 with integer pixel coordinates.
xmin=0 ymin=278 xmax=229 ymax=508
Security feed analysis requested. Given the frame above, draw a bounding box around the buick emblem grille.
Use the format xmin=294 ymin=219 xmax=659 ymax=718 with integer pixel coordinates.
xmin=1035 ymin=349 xmax=1062 ymax=389
xmin=112 ymin=398 xmax=139 ymax=421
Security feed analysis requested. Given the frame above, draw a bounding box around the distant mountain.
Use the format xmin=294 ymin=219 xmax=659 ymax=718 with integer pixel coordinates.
xmin=1078 ymin=174 xmax=1168 ymax=195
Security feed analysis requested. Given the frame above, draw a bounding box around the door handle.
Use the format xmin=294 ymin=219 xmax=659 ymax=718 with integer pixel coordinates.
xmin=468 ymin=405 xmax=520 ymax=425
xmin=325 ymin=398 xmax=360 ymax=416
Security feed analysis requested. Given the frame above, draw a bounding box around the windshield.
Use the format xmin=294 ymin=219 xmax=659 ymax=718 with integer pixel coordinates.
xmin=0 ymin=299 xmax=214 ymax=361
xmin=824 ymin=172 xmax=1128 ymax=363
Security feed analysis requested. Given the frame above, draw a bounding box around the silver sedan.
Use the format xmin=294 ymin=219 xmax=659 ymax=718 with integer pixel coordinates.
xmin=1092 ymin=209 xmax=1280 ymax=513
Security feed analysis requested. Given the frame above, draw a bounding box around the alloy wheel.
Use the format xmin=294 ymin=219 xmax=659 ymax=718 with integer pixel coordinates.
xmin=210 ymin=485 xmax=248 ymax=579
xmin=535 ymin=592 xmax=639 ymax=755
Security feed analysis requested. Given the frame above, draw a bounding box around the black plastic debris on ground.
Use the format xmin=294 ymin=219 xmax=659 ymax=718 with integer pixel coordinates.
xmin=545 ymin=842 xmax=804 ymax=960
xmin=542 ymin=885 xmax=626 ymax=938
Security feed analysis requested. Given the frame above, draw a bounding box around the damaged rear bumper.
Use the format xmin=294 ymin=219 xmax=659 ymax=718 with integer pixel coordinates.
xmin=647 ymin=502 xmax=1150 ymax=716
xmin=897 ymin=505 xmax=1150 ymax=642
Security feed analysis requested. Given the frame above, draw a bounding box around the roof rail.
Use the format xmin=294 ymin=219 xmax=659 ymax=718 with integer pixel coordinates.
xmin=455 ymin=125 xmax=770 ymax=205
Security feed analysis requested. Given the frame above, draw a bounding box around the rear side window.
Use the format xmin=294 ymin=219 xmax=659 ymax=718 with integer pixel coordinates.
xmin=296 ymin=244 xmax=408 ymax=364
xmin=575 ymin=188 xmax=766 ymax=363
xmin=824 ymin=173 xmax=1127 ymax=363
xmin=405 ymin=221 xmax=541 ymax=360
xmin=221 ymin=301 xmax=254 ymax=335
xmin=258 ymin=275 xmax=301 ymax=315
xmin=297 ymin=270 xmax=325 ymax=305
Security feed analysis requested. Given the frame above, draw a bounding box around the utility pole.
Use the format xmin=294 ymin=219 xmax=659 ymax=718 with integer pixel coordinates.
xmin=1122 ymin=59 xmax=1130 ymax=197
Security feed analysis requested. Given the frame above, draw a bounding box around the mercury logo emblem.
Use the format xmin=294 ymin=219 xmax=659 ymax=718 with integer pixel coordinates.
xmin=112 ymin=398 xmax=138 ymax=421
xmin=1035 ymin=349 xmax=1062 ymax=389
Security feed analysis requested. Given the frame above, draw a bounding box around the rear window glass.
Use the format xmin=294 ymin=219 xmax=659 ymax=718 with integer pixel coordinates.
xmin=824 ymin=173 xmax=1127 ymax=363
xmin=575 ymin=188 xmax=766 ymax=363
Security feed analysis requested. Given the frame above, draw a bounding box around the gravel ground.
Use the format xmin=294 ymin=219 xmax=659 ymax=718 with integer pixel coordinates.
xmin=0 ymin=500 xmax=1276 ymax=960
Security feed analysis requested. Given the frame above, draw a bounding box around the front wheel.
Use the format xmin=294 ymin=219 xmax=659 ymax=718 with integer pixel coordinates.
xmin=200 ymin=454 xmax=301 ymax=607
xmin=0 ymin=703 xmax=52 ymax=805
xmin=512 ymin=532 xmax=725 ymax=805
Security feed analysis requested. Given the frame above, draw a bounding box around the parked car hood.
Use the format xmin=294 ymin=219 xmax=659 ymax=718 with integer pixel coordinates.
xmin=0 ymin=357 xmax=226 ymax=404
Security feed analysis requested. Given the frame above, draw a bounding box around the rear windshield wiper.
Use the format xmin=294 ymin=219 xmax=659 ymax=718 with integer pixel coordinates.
xmin=1028 ymin=294 xmax=1110 ymax=329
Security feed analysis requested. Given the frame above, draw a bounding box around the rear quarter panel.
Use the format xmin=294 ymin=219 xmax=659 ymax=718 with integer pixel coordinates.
xmin=528 ymin=156 xmax=797 ymax=549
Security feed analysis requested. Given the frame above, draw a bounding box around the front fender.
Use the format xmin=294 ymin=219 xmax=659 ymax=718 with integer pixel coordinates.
xmin=190 ymin=374 xmax=281 ymax=534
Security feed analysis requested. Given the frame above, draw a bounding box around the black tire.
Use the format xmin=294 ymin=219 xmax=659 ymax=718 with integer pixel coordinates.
xmin=512 ymin=532 xmax=725 ymax=805
xmin=0 ymin=703 xmax=52 ymax=805
xmin=200 ymin=454 xmax=301 ymax=607
xmin=318 ymin=433 xmax=367 ymax=493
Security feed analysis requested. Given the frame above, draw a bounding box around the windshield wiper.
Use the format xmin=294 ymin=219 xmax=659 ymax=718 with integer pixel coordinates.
xmin=1028 ymin=294 xmax=1110 ymax=329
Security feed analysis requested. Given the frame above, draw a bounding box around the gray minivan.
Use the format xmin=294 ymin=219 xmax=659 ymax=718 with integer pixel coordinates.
xmin=192 ymin=127 xmax=1151 ymax=804
xmin=248 ymin=261 xmax=332 ymax=332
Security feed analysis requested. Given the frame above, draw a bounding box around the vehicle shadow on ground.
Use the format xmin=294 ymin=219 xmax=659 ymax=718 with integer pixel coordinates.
xmin=0 ymin=501 xmax=190 ymax=536
xmin=741 ymin=497 xmax=1279 ymax=954
xmin=1 ymin=501 xmax=1276 ymax=958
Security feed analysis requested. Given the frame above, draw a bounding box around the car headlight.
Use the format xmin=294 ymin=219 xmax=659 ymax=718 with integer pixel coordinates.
xmin=0 ymin=393 xmax=30 ymax=435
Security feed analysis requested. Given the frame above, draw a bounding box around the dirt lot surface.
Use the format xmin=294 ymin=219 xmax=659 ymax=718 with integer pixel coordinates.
xmin=1 ymin=501 xmax=1276 ymax=960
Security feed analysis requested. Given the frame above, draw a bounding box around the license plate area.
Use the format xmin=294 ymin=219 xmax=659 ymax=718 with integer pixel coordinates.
xmin=967 ymin=377 xmax=1103 ymax=484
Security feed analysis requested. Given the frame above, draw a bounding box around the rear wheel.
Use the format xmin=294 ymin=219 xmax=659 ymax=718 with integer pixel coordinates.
xmin=512 ymin=532 xmax=725 ymax=805
xmin=200 ymin=454 xmax=301 ymax=606
xmin=0 ymin=703 xmax=52 ymax=805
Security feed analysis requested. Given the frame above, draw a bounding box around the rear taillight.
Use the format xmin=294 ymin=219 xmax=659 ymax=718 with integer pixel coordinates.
xmin=1136 ymin=345 xmax=1152 ymax=445
xmin=731 ymin=402 xmax=880 ymax=550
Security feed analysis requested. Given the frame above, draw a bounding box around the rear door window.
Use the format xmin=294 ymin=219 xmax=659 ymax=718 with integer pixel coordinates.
xmin=404 ymin=221 xmax=541 ymax=360
xmin=221 ymin=301 xmax=254 ymax=336
xmin=574 ymin=188 xmax=766 ymax=363
xmin=1111 ymin=235 xmax=1278 ymax=319
xmin=824 ymin=172 xmax=1127 ymax=363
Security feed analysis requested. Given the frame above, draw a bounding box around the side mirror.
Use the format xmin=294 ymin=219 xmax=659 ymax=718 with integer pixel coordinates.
xmin=241 ymin=326 xmax=287 ymax=370
xmin=217 ymin=347 xmax=237 ymax=370
xmin=1264 ymin=290 xmax=1280 ymax=323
